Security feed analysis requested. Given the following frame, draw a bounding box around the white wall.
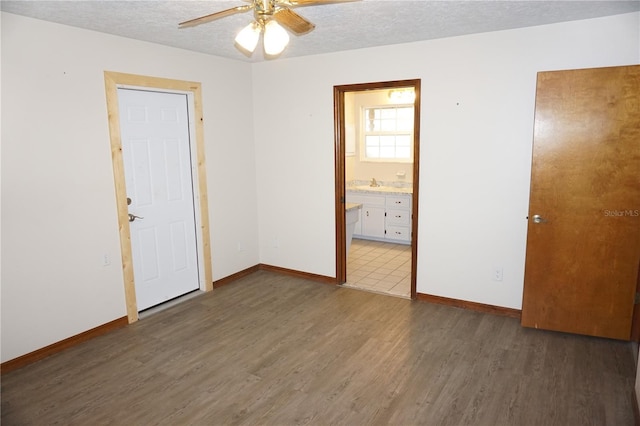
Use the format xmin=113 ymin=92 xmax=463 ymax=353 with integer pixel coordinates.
xmin=252 ymin=12 xmax=640 ymax=308
xmin=2 ymin=11 xmax=638 ymax=363
xmin=1 ymin=13 xmax=259 ymax=362
xmin=0 ymin=12 xmax=3 ymax=362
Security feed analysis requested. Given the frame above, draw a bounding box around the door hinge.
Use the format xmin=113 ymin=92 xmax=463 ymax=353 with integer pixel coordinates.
xmin=635 ymin=292 xmax=640 ymax=305
xmin=340 ymin=196 xmax=345 ymax=204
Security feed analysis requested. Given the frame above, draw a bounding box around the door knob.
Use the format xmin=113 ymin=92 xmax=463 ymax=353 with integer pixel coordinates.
xmin=532 ymin=214 xmax=547 ymax=224
xmin=128 ymin=213 xmax=144 ymax=222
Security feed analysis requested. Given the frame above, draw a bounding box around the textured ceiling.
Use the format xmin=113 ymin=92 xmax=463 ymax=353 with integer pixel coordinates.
xmin=2 ymin=1 xmax=639 ymax=62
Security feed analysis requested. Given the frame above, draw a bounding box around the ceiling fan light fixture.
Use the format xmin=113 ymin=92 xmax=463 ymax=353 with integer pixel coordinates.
xmin=263 ymin=19 xmax=290 ymax=56
xmin=181 ymin=0 xmax=355 ymax=58
xmin=388 ymin=89 xmax=416 ymax=104
xmin=235 ymin=21 xmax=261 ymax=53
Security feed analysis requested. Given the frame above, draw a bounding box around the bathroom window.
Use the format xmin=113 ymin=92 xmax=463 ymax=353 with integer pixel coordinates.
xmin=361 ymin=105 xmax=413 ymax=162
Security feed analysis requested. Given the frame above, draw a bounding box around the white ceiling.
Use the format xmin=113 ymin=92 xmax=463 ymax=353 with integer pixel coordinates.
xmin=2 ymin=0 xmax=639 ymax=62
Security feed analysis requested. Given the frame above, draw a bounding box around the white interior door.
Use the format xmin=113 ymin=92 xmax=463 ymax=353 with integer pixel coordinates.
xmin=118 ymin=88 xmax=200 ymax=311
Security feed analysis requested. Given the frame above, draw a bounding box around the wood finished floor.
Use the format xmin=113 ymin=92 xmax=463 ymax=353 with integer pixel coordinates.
xmin=2 ymin=270 xmax=636 ymax=425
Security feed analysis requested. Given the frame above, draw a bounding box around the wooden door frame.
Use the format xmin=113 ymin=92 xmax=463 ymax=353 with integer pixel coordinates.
xmin=104 ymin=71 xmax=213 ymax=323
xmin=334 ymin=79 xmax=421 ymax=299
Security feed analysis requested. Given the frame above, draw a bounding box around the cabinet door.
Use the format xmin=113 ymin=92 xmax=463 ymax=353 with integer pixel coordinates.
xmin=361 ymin=207 xmax=386 ymax=238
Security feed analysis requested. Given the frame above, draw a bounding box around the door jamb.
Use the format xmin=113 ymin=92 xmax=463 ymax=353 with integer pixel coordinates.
xmin=104 ymin=71 xmax=213 ymax=323
xmin=334 ymin=79 xmax=421 ymax=299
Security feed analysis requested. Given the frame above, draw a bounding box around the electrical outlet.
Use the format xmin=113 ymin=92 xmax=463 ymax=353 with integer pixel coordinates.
xmin=237 ymin=242 xmax=244 ymax=252
xmin=103 ymin=254 xmax=111 ymax=266
xmin=493 ymin=267 xmax=503 ymax=281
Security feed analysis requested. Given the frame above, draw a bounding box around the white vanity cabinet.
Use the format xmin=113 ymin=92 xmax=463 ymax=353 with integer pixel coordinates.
xmin=346 ymin=193 xmax=385 ymax=238
xmin=385 ymin=195 xmax=412 ymax=242
xmin=346 ymin=191 xmax=412 ymax=244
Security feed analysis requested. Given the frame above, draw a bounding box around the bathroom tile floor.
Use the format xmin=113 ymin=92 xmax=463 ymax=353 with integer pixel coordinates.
xmin=345 ymin=239 xmax=412 ymax=299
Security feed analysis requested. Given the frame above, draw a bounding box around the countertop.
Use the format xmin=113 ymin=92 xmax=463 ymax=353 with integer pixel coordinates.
xmin=345 ymin=202 xmax=362 ymax=211
xmin=346 ymin=185 xmax=412 ymax=195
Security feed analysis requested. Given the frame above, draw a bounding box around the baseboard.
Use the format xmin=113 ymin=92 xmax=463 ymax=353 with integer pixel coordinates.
xmin=219 ymin=267 xmax=520 ymax=321
xmin=1 ymin=316 xmax=128 ymax=375
xmin=3 ymin=265 xmax=333 ymax=374
xmin=258 ymin=264 xmax=337 ymax=285
xmin=416 ymin=292 xmax=522 ymax=319
xmin=214 ymin=264 xmax=337 ymax=288
xmin=213 ymin=264 xmax=260 ymax=288
xmin=2 ymin=274 xmax=520 ymax=374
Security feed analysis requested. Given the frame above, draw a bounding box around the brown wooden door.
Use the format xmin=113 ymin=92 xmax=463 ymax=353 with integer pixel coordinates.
xmin=521 ymin=65 xmax=640 ymax=340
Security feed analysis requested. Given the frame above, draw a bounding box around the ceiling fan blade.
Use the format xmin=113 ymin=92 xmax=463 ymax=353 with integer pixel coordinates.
xmin=273 ymin=8 xmax=315 ymax=35
xmin=179 ymin=5 xmax=253 ymax=29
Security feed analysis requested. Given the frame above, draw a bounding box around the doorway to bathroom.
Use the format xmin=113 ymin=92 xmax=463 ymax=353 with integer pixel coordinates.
xmin=334 ymin=80 xmax=421 ymax=299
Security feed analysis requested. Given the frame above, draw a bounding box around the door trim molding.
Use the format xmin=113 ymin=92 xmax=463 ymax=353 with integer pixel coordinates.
xmin=333 ymin=79 xmax=421 ymax=299
xmin=104 ymin=71 xmax=213 ymax=323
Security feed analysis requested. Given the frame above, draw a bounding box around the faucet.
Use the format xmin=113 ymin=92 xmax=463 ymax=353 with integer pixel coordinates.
xmin=370 ymin=178 xmax=379 ymax=187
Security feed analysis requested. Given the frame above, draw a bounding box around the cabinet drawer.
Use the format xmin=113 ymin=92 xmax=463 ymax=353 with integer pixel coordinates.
xmin=386 ymin=209 xmax=410 ymax=226
xmin=386 ymin=196 xmax=411 ymax=209
xmin=386 ymin=225 xmax=411 ymax=241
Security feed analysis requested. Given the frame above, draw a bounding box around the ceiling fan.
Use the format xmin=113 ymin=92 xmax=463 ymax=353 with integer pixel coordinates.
xmin=179 ymin=0 xmax=358 ymax=57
